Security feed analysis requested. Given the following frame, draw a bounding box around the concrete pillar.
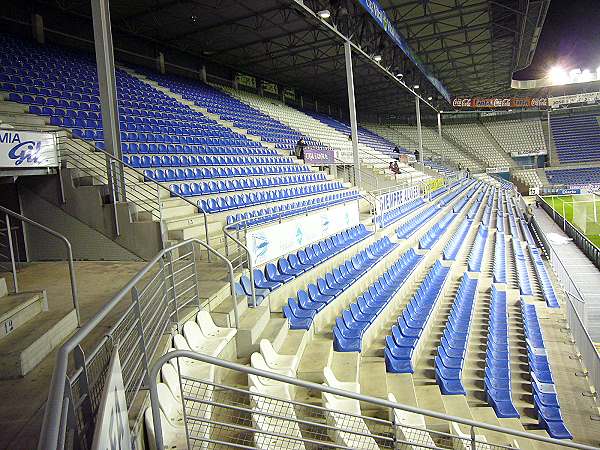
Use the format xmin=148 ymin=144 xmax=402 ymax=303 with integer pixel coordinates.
xmin=156 ymin=52 xmax=165 ymax=74
xmin=200 ymin=65 xmax=207 ymax=83
xmin=315 ymin=99 xmax=319 ymax=112
xmin=328 ymin=104 xmax=332 ymax=116
xmin=91 ymin=0 xmax=125 ymax=201
xmin=547 ymin=110 xmax=552 ymax=166
xmin=437 ymin=112 xmax=442 ymax=138
xmin=344 ymin=40 xmax=361 ymax=189
xmin=233 ymin=78 xmax=239 ymax=90
xmin=32 ymin=14 xmax=45 ymax=44
xmin=300 ymin=95 xmax=304 ymax=108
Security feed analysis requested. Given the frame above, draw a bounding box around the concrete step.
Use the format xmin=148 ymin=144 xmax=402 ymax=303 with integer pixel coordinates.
xmin=0 ymin=290 xmax=47 ymax=340
xmin=0 ymin=308 xmax=78 ymax=378
xmin=359 ymin=356 xmax=389 ymax=415
xmin=297 ymin=336 xmax=332 ymax=383
xmin=234 ymin=304 xmax=277 ymax=358
xmin=279 ymin=329 xmax=308 ymax=357
xmin=414 ymin=383 xmax=450 ymax=434
xmin=331 ymin=351 xmax=359 ymax=384
xmin=386 ymin=373 xmax=418 ymax=407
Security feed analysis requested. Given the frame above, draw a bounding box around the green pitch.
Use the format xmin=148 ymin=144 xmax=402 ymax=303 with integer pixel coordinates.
xmin=543 ymin=194 xmax=600 ymax=249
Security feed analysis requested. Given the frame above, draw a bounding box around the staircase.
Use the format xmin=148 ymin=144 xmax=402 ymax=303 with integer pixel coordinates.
xmin=0 ymin=277 xmax=77 ymax=378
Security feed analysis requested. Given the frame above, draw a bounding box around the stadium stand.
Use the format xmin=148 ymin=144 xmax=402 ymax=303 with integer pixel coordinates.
xmin=443 ymin=122 xmax=516 ymax=168
xmin=550 ymin=112 xmax=600 ymax=163
xmin=546 ymin=167 xmax=600 ymax=184
xmin=1 ymin=21 xmax=598 ymax=450
xmin=483 ymin=117 xmax=547 ymax=156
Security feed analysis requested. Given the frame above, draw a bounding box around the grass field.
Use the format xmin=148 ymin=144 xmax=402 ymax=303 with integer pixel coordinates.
xmin=544 ymin=194 xmax=600 ymax=249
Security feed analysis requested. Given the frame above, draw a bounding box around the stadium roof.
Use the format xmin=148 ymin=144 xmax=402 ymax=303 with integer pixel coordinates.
xmin=2 ymin=0 xmax=550 ymax=117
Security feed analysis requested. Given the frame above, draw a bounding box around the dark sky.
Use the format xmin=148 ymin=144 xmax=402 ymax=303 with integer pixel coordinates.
xmin=514 ymin=0 xmax=600 ymax=80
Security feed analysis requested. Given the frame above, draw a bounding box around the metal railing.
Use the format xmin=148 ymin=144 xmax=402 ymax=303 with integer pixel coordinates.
xmin=57 ymin=135 xmax=210 ymax=250
xmin=148 ymin=350 xmax=598 ymax=450
xmin=38 ymin=238 xmax=237 ymax=450
xmin=0 ymin=205 xmax=81 ymax=326
xmin=536 ymin=195 xmax=600 ymax=269
xmin=530 ymin=214 xmax=600 ymax=402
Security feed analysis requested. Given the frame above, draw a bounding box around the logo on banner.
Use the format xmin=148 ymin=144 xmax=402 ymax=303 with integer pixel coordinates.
xmin=1 ymin=133 xmax=43 ymax=166
xmin=253 ymin=233 xmax=269 ymax=259
xmin=321 ymin=215 xmax=330 ymax=234
xmin=295 ymin=225 xmax=303 ymax=245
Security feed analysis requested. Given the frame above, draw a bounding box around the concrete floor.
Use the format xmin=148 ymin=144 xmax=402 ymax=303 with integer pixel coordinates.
xmin=0 ymin=260 xmax=146 ymax=450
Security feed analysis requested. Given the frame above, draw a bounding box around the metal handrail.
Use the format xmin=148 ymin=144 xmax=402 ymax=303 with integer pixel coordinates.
xmin=0 ymin=205 xmax=81 ymax=327
xmin=57 ymin=135 xmax=211 ymax=248
xmin=148 ymin=350 xmax=599 ymax=450
xmin=38 ymin=238 xmax=236 ymax=450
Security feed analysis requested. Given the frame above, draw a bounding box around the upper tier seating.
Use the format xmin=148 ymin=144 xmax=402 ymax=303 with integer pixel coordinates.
xmin=367 ymin=123 xmax=482 ymax=171
xmin=444 ymin=123 xmax=515 ymax=168
xmin=546 ymin=167 xmax=600 ymax=185
xmin=483 ymin=118 xmax=546 ymax=156
xmin=514 ymin=169 xmax=543 ymax=188
xmin=140 ymin=71 xmax=328 ymax=155
xmin=550 ymin=112 xmax=600 ymax=163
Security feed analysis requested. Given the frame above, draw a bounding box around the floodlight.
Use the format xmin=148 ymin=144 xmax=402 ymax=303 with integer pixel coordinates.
xmin=413 ymin=84 xmax=419 ymax=89
xmin=396 ymin=73 xmax=403 ymax=78
xmin=373 ymin=54 xmax=382 ymax=62
xmin=317 ymin=9 xmax=331 ymax=19
xmin=427 ymin=96 xmax=433 ymax=101
xmin=548 ymin=66 xmax=568 ymax=85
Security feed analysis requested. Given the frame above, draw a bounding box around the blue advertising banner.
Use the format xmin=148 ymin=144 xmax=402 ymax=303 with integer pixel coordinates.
xmin=355 ymin=0 xmax=451 ymax=102
xmin=304 ymin=148 xmax=335 ymax=165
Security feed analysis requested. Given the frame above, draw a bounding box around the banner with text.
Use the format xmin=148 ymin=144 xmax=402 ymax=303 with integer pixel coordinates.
xmin=246 ymin=202 xmax=360 ymax=266
xmin=549 ymin=91 xmax=600 ymax=108
xmin=0 ymin=130 xmax=58 ymax=168
xmin=91 ymin=348 xmax=131 ymax=450
xmin=452 ymin=97 xmax=548 ymax=109
xmin=356 ymin=0 xmax=451 ymax=102
xmin=304 ymin=148 xmax=335 ymax=165
xmin=375 ymin=185 xmax=421 ymax=217
xmin=423 ymin=177 xmax=445 ymax=195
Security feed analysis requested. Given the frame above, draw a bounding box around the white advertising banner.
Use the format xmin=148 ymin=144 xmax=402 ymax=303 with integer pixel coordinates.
xmin=246 ymin=202 xmax=360 ymax=266
xmin=91 ymin=348 xmax=132 ymax=450
xmin=375 ymin=185 xmax=421 ymax=216
xmin=0 ymin=130 xmax=58 ymax=168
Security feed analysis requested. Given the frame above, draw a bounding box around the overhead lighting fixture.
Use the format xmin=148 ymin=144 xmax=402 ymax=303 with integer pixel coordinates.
xmin=317 ymin=9 xmax=331 ymax=19
xmin=413 ymin=84 xmax=419 ymax=90
xmin=548 ymin=66 xmax=569 ymax=85
xmin=190 ymin=15 xmax=198 ymax=22
xmin=396 ymin=73 xmax=403 ymax=78
xmin=427 ymin=96 xmax=433 ymax=101
xmin=373 ymin=55 xmax=382 ymax=62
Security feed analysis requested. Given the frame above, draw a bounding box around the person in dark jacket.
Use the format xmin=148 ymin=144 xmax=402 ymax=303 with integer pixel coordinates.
xmin=295 ymin=138 xmax=306 ymax=160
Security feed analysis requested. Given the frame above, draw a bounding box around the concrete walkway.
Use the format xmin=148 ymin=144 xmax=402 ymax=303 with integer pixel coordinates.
xmin=532 ymin=206 xmax=600 ymax=342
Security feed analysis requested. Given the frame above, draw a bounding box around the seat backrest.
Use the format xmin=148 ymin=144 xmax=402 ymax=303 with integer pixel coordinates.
xmin=182 ymin=321 xmax=205 ymax=350
xmin=196 ymin=310 xmax=218 ymax=336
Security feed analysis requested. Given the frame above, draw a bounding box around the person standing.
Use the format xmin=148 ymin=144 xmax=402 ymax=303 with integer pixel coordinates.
xmin=295 ymin=138 xmax=306 ymax=161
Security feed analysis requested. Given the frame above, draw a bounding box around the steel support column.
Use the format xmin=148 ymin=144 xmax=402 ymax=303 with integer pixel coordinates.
xmin=437 ymin=112 xmax=442 ymax=138
xmin=547 ymin=110 xmax=552 ymax=166
xmin=344 ymin=41 xmax=361 ymax=189
xmin=416 ymin=97 xmax=424 ymax=163
xmin=91 ymin=0 xmax=125 ymax=201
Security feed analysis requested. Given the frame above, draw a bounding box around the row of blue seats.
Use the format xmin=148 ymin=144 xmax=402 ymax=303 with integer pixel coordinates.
xmin=519 ymin=219 xmax=537 ymax=248
xmin=168 ymin=174 xmax=325 ymax=197
xmin=198 ymin=182 xmax=344 ymax=214
xmin=132 ymin=153 xmax=277 ymax=170
xmin=73 ymin=129 xmax=250 ymax=145
xmin=508 ymin=211 xmax=522 ymax=241
xmin=30 ymin=104 xmax=203 ymax=123
xmin=226 ymin=190 xmax=359 ymax=228
xmin=385 ymin=261 xmax=451 ymax=373
xmin=10 ymin=92 xmax=101 ymax=111
xmin=124 ymin=154 xmax=292 ymax=169
xmin=496 ymin=211 xmax=505 ymax=233
xmin=435 ymin=274 xmax=479 ymax=394
xmin=467 ymin=225 xmax=489 ymax=272
xmin=143 ymin=165 xmax=307 ymax=183
xmin=484 ymin=287 xmax=519 ymax=418
xmin=481 ymin=202 xmax=492 ymax=228
xmin=376 ymin=198 xmax=425 ymax=228
xmin=493 ymin=232 xmax=507 ymax=283
xmin=2 ymin=83 xmax=101 ymax=101
xmin=429 ymin=186 xmax=448 ymax=201
xmin=419 ymin=213 xmax=456 ymax=250
xmin=235 ymin=224 xmax=371 ymax=304
xmin=396 ymin=205 xmax=439 ymax=239
xmin=529 ymin=248 xmax=559 ymax=308
xmin=521 ymin=301 xmax=572 ymax=439
xmin=512 ymin=240 xmax=533 ymax=295
xmin=283 ymin=236 xmax=397 ymax=329
xmin=333 ymin=249 xmax=423 ymax=352
xmin=443 ymin=220 xmax=472 ymax=261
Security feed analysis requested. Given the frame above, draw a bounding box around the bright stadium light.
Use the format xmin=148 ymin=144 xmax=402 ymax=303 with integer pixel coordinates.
xmin=548 ymin=66 xmax=569 ymax=85
xmin=373 ymin=54 xmax=382 ymax=62
xmin=413 ymin=84 xmax=419 ymax=89
xmin=317 ymin=9 xmax=331 ymax=19
xmin=396 ymin=72 xmax=403 ymax=78
xmin=427 ymin=96 xmax=433 ymax=101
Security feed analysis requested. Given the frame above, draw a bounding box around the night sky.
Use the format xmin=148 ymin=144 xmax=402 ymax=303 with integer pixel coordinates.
xmin=514 ymin=0 xmax=600 ymax=80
